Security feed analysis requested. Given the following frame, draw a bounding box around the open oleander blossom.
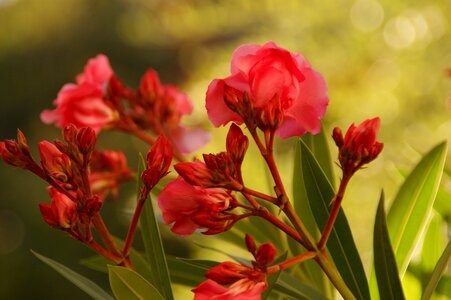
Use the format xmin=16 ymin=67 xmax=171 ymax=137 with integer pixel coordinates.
xmin=206 ymin=41 xmax=329 ymax=138
xmin=41 ymin=54 xmax=210 ymax=155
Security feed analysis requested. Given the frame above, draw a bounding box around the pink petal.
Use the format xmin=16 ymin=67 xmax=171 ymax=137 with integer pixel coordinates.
xmin=169 ymin=126 xmax=211 ymax=154
xmin=230 ymin=44 xmax=260 ymax=75
xmin=76 ymin=54 xmax=113 ymax=86
xmin=205 ymin=79 xmax=243 ymax=127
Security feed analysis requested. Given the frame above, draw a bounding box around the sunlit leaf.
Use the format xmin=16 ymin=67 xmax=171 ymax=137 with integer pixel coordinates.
xmin=275 ymin=271 xmax=330 ymax=300
xmin=108 ymin=265 xmax=164 ymax=300
xmin=387 ymin=142 xmax=447 ymax=276
xmin=421 ymin=241 xmax=451 ymax=300
xmin=31 ymin=250 xmax=114 ymax=300
xmin=291 ymin=136 xmax=333 ymax=295
xmin=300 ymin=141 xmax=370 ymax=300
xmin=421 ymin=212 xmax=447 ymax=273
xmin=373 ymin=192 xmax=405 ymax=300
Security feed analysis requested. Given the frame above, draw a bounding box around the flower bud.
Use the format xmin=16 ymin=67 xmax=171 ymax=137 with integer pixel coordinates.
xmin=142 ymin=135 xmax=173 ymax=189
xmin=336 ymin=118 xmax=383 ymax=175
xmin=245 ymin=233 xmax=257 ymax=256
xmin=77 ymin=127 xmax=97 ymax=154
xmin=255 ymin=242 xmax=277 ymax=266
xmin=38 ymin=141 xmax=72 ymax=182
xmin=226 ymin=124 xmax=249 ymax=166
xmin=38 ymin=188 xmax=77 ymax=229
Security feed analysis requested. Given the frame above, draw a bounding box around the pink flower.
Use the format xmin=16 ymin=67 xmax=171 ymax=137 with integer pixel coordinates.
xmin=157 ymin=177 xmax=234 ymax=235
xmin=75 ymin=54 xmax=113 ymax=88
xmin=193 ymin=235 xmax=277 ymax=300
xmin=135 ymin=69 xmax=211 ymax=154
xmin=41 ymin=55 xmax=116 ymax=133
xmin=332 ymin=117 xmax=383 ymax=175
xmin=38 ymin=188 xmax=77 ymax=229
xmin=206 ymin=41 xmax=328 ymax=138
xmin=193 ymin=279 xmax=266 ymax=300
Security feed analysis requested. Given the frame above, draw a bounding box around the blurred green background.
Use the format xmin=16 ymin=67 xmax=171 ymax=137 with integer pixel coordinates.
xmin=0 ymin=0 xmax=450 ymax=299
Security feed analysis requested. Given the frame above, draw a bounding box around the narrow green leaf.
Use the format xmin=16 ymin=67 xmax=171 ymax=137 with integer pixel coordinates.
xmin=108 ymin=265 xmax=164 ymax=300
xmin=373 ymin=192 xmax=405 ymax=300
xmin=140 ymin=196 xmax=173 ymax=299
xmin=275 ymin=272 xmax=330 ymax=300
xmin=292 ymin=137 xmax=333 ymax=295
xmin=421 ymin=241 xmax=451 ymax=300
xmin=166 ymin=256 xmax=209 ymax=287
xmin=31 ymin=250 xmax=114 ymax=300
xmin=421 ymin=212 xmax=447 ymax=273
xmin=300 ymin=141 xmax=370 ymax=300
xmin=301 ymin=130 xmax=335 ymax=186
xmin=137 ymin=155 xmax=174 ymax=300
xmin=387 ymin=142 xmax=447 ymax=276
xmin=80 ymin=255 xmax=109 ymax=273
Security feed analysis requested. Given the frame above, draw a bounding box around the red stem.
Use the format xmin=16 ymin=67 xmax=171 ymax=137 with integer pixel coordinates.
xmin=122 ymin=187 xmax=149 ymax=257
xmin=318 ymin=174 xmax=351 ymax=250
xmin=267 ymin=251 xmax=317 ymax=274
xmin=242 ymin=187 xmax=277 ymax=203
xmin=92 ymin=213 xmax=122 ymax=257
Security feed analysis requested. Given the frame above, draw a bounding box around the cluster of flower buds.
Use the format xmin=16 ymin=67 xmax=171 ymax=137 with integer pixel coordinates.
xmin=193 ymin=234 xmax=277 ymax=299
xmin=41 ymin=55 xmax=210 ymax=156
xmin=158 ymin=177 xmax=238 ymax=235
xmin=332 ymin=118 xmax=384 ymax=176
xmin=206 ymin=41 xmax=329 ymax=139
xmin=174 ymin=124 xmax=248 ymax=190
xmin=141 ymin=135 xmax=173 ymax=190
xmin=0 ymin=125 xmax=133 ymax=236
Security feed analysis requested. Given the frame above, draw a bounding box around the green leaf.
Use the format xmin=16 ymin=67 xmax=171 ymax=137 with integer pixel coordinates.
xmin=387 ymin=142 xmax=447 ymax=276
xmin=80 ymin=255 xmax=109 ymax=273
xmin=420 ymin=212 xmax=447 ymax=273
xmin=31 ymin=250 xmax=114 ymax=300
xmin=108 ymin=265 xmax=164 ymax=300
xmin=300 ymin=141 xmax=370 ymax=300
xmin=137 ymin=155 xmax=174 ymax=300
xmin=140 ymin=194 xmax=173 ymax=299
xmin=301 ymin=130 xmax=335 ymax=186
xmin=421 ymin=241 xmax=451 ymax=300
xmin=166 ymin=256 xmax=209 ymax=287
xmin=275 ymin=272 xmax=330 ymax=300
xmin=291 ymin=137 xmax=332 ymax=296
xmin=373 ymin=192 xmax=405 ymax=300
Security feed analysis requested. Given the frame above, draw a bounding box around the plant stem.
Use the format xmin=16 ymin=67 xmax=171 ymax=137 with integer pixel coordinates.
xmin=318 ymin=174 xmax=351 ymax=250
xmin=315 ymin=253 xmax=357 ymax=300
xmin=92 ymin=213 xmax=122 ymax=257
xmin=267 ymin=251 xmax=317 ymax=274
xmin=122 ymin=187 xmax=149 ymax=257
xmin=242 ymin=187 xmax=277 ymax=203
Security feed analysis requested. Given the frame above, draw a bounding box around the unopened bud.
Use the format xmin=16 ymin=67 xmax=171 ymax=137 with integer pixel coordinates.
xmin=77 ymin=127 xmax=97 ymax=154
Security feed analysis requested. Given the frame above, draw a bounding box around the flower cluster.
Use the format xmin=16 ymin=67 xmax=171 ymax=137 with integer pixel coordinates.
xmin=193 ymin=234 xmax=277 ymax=300
xmin=41 ymin=54 xmax=210 ymax=157
xmin=0 ymin=42 xmax=386 ymax=300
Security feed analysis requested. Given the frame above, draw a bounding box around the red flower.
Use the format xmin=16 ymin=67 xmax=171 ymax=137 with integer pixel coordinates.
xmin=193 ymin=235 xmax=277 ymax=300
xmin=38 ymin=188 xmax=77 ymax=229
xmin=38 ymin=141 xmax=72 ymax=183
xmin=89 ymin=150 xmax=134 ymax=199
xmin=206 ymin=41 xmax=328 ymax=138
xmin=157 ymin=177 xmax=235 ymax=235
xmin=41 ymin=55 xmax=117 ymax=133
xmin=333 ymin=117 xmax=383 ymax=175
xmin=141 ymin=135 xmax=173 ymax=189
xmin=135 ymin=69 xmax=211 ymax=154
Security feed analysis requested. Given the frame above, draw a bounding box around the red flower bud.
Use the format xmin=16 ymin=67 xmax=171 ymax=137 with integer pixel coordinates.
xmin=38 ymin=188 xmax=77 ymax=229
xmin=174 ymin=160 xmax=216 ymax=188
xmin=191 ymin=210 xmax=236 ymax=235
xmin=63 ymin=124 xmax=78 ymax=145
xmin=335 ymin=118 xmax=383 ymax=175
xmin=255 ymin=242 xmax=277 ymax=267
xmin=38 ymin=141 xmax=72 ymax=182
xmin=0 ymin=130 xmax=36 ymax=170
xmin=226 ymin=124 xmax=249 ymax=166
xmin=245 ymin=233 xmax=257 ymax=256
xmin=141 ymin=135 xmax=173 ymax=189
xmin=77 ymin=127 xmax=97 ymax=154
xmin=138 ymin=69 xmax=162 ymax=103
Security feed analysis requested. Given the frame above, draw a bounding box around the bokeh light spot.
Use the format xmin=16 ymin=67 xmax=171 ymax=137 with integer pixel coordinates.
xmin=350 ymin=0 xmax=384 ymax=32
